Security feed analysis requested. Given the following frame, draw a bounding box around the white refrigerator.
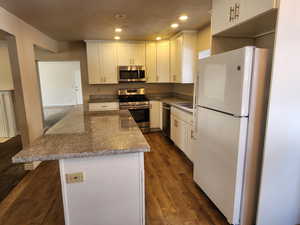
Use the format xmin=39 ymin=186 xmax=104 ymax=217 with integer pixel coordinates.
xmin=193 ymin=47 xmax=270 ymax=225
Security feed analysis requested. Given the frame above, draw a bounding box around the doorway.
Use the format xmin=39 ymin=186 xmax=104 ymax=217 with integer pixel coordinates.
xmin=37 ymin=61 xmax=83 ymax=129
xmin=0 ymin=30 xmax=27 ymax=202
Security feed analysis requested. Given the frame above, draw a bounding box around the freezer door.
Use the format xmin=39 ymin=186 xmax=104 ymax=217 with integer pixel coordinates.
xmin=193 ymin=107 xmax=248 ymax=224
xmin=196 ymin=47 xmax=254 ymax=116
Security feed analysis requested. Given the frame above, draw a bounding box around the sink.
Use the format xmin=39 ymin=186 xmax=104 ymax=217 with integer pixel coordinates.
xmin=177 ymin=102 xmax=193 ymax=109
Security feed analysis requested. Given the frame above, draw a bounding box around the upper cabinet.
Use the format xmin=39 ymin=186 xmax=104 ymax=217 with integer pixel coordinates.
xmin=170 ymin=31 xmax=197 ymax=84
xmin=117 ymin=41 xmax=146 ymax=66
xmin=212 ymin=0 xmax=279 ymax=35
xmin=99 ymin=41 xmax=118 ymax=84
xmin=146 ymin=40 xmax=170 ymax=83
xmin=86 ymin=41 xmax=145 ymax=84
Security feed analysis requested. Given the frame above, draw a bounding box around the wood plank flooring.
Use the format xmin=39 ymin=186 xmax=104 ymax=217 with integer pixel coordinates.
xmin=0 ymin=132 xmax=229 ymax=225
xmin=0 ymin=135 xmax=28 ymax=202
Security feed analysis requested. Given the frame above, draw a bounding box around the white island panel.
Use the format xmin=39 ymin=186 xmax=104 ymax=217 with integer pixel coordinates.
xmin=59 ymin=152 xmax=145 ymax=225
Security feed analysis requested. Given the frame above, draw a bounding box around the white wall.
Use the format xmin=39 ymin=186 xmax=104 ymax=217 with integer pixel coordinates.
xmin=38 ymin=61 xmax=82 ymax=107
xmin=256 ymin=1 xmax=300 ymax=225
xmin=0 ymin=41 xmax=14 ymax=90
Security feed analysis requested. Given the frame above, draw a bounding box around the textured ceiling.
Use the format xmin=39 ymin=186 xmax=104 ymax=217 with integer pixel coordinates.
xmin=0 ymin=0 xmax=211 ymax=41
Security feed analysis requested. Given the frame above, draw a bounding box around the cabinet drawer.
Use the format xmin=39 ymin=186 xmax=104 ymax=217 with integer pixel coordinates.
xmin=89 ymin=102 xmax=119 ymax=111
xmin=171 ymin=107 xmax=193 ymax=125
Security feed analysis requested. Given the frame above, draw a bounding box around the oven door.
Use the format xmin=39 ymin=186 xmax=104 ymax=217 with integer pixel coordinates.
xmin=129 ymin=108 xmax=150 ymax=131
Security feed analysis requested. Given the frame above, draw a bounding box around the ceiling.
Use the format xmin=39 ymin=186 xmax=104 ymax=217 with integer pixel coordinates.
xmin=0 ymin=0 xmax=211 ymax=41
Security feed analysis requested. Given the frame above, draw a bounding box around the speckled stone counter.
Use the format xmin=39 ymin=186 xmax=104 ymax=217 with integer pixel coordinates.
xmin=12 ymin=106 xmax=150 ymax=163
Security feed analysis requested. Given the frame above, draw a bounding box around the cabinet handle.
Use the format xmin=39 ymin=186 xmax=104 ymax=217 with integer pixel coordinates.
xmin=234 ymin=3 xmax=240 ymax=20
xmin=229 ymin=6 xmax=235 ymax=22
xmin=173 ymin=75 xmax=176 ymax=82
xmin=174 ymin=120 xmax=178 ymax=127
xmin=156 ymin=76 xmax=158 ymax=82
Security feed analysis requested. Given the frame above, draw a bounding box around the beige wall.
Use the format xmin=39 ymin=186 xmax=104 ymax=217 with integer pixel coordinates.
xmin=0 ymin=40 xmax=14 ymax=90
xmin=35 ymin=42 xmax=174 ymax=109
xmin=0 ymin=6 xmax=58 ymax=145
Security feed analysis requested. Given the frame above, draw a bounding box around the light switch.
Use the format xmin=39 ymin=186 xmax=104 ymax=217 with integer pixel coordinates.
xmin=66 ymin=172 xmax=84 ymax=184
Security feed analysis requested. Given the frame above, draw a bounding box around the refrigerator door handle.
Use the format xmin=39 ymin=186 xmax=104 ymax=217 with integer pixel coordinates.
xmin=193 ymin=106 xmax=199 ymax=139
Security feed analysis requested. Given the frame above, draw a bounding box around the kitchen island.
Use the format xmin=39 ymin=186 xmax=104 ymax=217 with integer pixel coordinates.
xmin=13 ymin=106 xmax=150 ymax=225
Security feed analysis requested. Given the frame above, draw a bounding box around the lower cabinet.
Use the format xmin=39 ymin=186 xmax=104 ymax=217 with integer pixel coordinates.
xmin=88 ymin=102 xmax=119 ymax=112
xmin=150 ymin=101 xmax=161 ymax=129
xmin=171 ymin=107 xmax=194 ymax=161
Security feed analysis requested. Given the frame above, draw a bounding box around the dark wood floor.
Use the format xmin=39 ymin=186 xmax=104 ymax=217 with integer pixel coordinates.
xmin=0 ymin=135 xmax=28 ymax=202
xmin=0 ymin=132 xmax=229 ymax=225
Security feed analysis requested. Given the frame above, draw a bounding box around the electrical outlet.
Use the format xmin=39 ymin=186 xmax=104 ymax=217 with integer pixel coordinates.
xmin=66 ymin=172 xmax=84 ymax=184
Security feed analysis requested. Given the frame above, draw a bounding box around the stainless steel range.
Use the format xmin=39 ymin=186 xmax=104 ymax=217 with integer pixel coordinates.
xmin=118 ymin=88 xmax=150 ymax=133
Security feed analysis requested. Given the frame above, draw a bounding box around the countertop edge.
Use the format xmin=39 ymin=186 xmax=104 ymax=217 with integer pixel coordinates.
xmin=12 ymin=147 xmax=150 ymax=163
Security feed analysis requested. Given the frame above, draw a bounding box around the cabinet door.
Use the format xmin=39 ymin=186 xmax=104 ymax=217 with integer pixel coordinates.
xmin=171 ymin=115 xmax=186 ymax=150
xmin=244 ymin=0 xmax=276 ymax=21
xmin=117 ymin=43 xmax=132 ymax=65
xmin=99 ymin=41 xmax=118 ymax=84
xmin=212 ymin=0 xmax=237 ymax=35
xmin=157 ymin=40 xmax=170 ymax=82
xmin=185 ymin=125 xmax=194 ymax=161
xmin=170 ymin=38 xmax=177 ymax=83
xmin=131 ymin=42 xmax=146 ymax=65
xmin=86 ymin=42 xmax=101 ymax=84
xmin=150 ymin=101 xmax=161 ymax=128
xmin=175 ymin=36 xmax=183 ymax=83
xmin=146 ymin=42 xmax=157 ymax=82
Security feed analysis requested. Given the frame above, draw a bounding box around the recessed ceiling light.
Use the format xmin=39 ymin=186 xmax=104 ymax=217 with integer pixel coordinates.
xmin=179 ymin=15 xmax=188 ymax=21
xmin=115 ymin=28 xmax=122 ymax=32
xmin=114 ymin=36 xmax=120 ymax=40
xmin=156 ymin=37 xmax=162 ymax=41
xmin=171 ymin=23 xmax=179 ymax=28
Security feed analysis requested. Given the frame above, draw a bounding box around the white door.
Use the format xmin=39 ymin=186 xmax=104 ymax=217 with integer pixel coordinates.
xmin=74 ymin=70 xmax=83 ymax=105
xmin=157 ymin=40 xmax=170 ymax=82
xmin=38 ymin=61 xmax=83 ymax=107
xmin=193 ymin=106 xmax=248 ymax=224
xmin=196 ymin=47 xmax=254 ymax=116
xmin=146 ymin=42 xmax=157 ymax=82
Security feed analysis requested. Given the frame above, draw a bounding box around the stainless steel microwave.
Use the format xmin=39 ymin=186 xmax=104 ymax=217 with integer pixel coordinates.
xmin=118 ymin=65 xmax=146 ymax=83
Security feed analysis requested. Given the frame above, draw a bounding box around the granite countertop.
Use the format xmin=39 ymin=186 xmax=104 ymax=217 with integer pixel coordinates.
xmin=154 ymin=97 xmax=194 ymax=114
xmin=12 ymin=106 xmax=150 ymax=163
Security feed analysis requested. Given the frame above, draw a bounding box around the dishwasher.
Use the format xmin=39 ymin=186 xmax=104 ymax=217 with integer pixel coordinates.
xmin=162 ymin=103 xmax=171 ymax=137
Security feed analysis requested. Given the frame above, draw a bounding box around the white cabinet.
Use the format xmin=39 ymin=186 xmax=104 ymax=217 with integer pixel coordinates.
xmin=244 ymin=0 xmax=278 ymax=20
xmin=89 ymin=102 xmax=119 ymax=112
xmin=170 ymin=107 xmax=194 ymax=161
xmin=86 ymin=41 xmax=118 ymax=84
xmin=171 ymin=115 xmax=187 ymax=151
xmin=150 ymin=100 xmax=161 ymax=129
xmin=156 ymin=41 xmax=170 ymax=82
xmin=211 ymin=0 xmax=278 ymax=35
xmin=86 ymin=41 xmax=101 ymax=84
xmin=145 ymin=42 xmax=157 ymax=82
xmin=146 ymin=41 xmax=170 ymax=83
xmin=117 ymin=42 xmax=146 ymax=66
xmin=99 ymin=41 xmax=118 ymax=83
xmin=170 ymin=32 xmax=197 ymax=83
